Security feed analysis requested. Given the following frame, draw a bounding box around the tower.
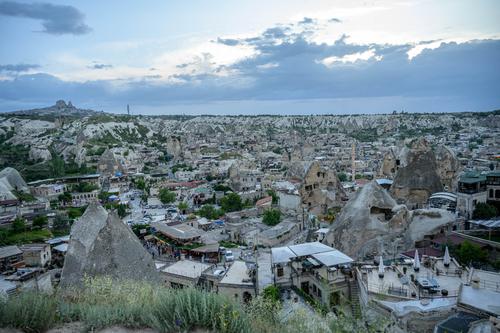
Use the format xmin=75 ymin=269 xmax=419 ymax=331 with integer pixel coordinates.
xmin=127 ymin=104 xmax=130 ymax=115
xmin=351 ymin=142 xmax=356 ymax=181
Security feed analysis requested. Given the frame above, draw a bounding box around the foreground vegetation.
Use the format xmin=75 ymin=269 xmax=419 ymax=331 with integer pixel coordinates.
xmin=0 ymin=277 xmax=375 ymax=333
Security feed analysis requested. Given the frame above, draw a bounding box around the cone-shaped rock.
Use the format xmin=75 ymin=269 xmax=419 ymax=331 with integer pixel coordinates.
xmin=443 ymin=246 xmax=451 ymax=267
xmin=60 ymin=202 xmax=161 ymax=287
xmin=323 ymin=181 xmax=409 ymax=259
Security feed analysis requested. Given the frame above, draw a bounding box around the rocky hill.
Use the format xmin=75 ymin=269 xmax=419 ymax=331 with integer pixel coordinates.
xmin=4 ymin=100 xmax=102 ymax=118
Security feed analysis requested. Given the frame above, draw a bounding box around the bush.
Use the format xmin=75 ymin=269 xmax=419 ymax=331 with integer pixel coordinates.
xmin=473 ymin=202 xmax=498 ymax=219
xmin=0 ymin=276 xmax=382 ymax=333
xmin=262 ymin=285 xmax=280 ymax=303
xmin=197 ymin=204 xmax=224 ymax=220
xmin=32 ymin=215 xmax=48 ymax=229
xmin=150 ymin=288 xmax=251 ymax=333
xmin=263 ymin=209 xmax=281 ymax=226
xmin=220 ymin=193 xmax=242 ymax=212
xmin=455 ymin=241 xmax=488 ymax=266
xmin=52 ymin=214 xmax=70 ymax=236
xmin=159 ymin=188 xmax=176 ymax=204
xmin=11 ymin=217 xmax=26 ymax=233
xmin=0 ymin=292 xmax=57 ymax=332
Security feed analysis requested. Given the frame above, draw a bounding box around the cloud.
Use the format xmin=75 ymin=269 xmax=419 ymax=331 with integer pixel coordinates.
xmin=88 ymin=63 xmax=113 ymax=70
xmin=298 ymin=17 xmax=314 ymax=25
xmin=329 ymin=18 xmax=342 ymax=23
xmin=0 ymin=1 xmax=91 ymax=35
xmin=0 ymin=16 xmax=499 ymax=114
xmin=0 ymin=63 xmax=40 ymax=72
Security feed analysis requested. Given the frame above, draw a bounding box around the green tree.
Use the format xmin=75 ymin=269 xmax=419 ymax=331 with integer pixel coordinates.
xmin=135 ymin=178 xmax=146 ymax=190
xmin=178 ymin=202 xmax=188 ymax=214
xmin=220 ymin=193 xmax=242 ymax=212
xmin=473 ymin=202 xmax=498 ymax=219
xmin=52 ymin=214 xmax=70 ymax=235
xmin=197 ymin=204 xmax=224 ymax=219
xmin=116 ymin=204 xmax=128 ymax=218
xmin=11 ymin=217 xmax=26 ymax=234
xmin=58 ymin=192 xmax=72 ymax=204
xmin=267 ymin=190 xmax=279 ymax=205
xmin=263 ymin=209 xmax=281 ymax=226
xmin=262 ymin=285 xmax=280 ymax=303
xmin=338 ymin=172 xmax=348 ymax=182
xmin=159 ymin=188 xmax=176 ymax=204
xmin=455 ymin=241 xmax=488 ymax=266
xmin=32 ymin=215 xmax=48 ymax=229
xmin=50 ymin=154 xmax=65 ymax=177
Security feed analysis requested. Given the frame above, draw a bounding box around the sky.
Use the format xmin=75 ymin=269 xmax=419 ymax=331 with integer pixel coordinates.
xmin=0 ymin=0 xmax=499 ymax=115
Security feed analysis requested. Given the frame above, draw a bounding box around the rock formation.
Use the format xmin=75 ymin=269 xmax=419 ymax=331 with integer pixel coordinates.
xmin=390 ymin=139 xmax=443 ymax=208
xmin=0 ymin=167 xmax=29 ymax=200
xmin=324 ymin=181 xmax=409 ymax=259
xmin=287 ymin=161 xmax=346 ymax=215
xmin=60 ymin=203 xmax=161 ymax=287
xmin=324 ymin=180 xmax=455 ymax=260
xmin=435 ymin=145 xmax=460 ymax=191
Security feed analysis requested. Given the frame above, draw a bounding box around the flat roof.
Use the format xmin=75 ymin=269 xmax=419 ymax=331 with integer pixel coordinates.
xmin=220 ymin=260 xmax=253 ymax=286
xmin=311 ymin=250 xmax=353 ymax=267
xmin=469 ymin=219 xmax=500 ymax=229
xmin=152 ymin=222 xmax=202 ymax=240
xmin=162 ymin=260 xmax=212 ymax=279
xmin=272 ymin=242 xmax=352 ymax=267
xmin=459 ymin=285 xmax=500 ymax=316
xmin=0 ymin=245 xmax=22 ymax=258
xmin=271 ymin=246 xmax=296 ymax=264
xmin=288 ymin=242 xmax=332 ymax=257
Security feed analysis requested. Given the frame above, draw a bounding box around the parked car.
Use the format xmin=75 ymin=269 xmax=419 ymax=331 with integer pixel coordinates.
xmin=225 ymin=250 xmax=234 ymax=262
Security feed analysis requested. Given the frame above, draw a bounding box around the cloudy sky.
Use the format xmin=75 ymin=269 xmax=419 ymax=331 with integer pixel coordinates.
xmin=0 ymin=0 xmax=499 ymax=114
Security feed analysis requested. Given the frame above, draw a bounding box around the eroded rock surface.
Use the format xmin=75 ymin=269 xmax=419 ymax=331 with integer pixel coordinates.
xmin=60 ymin=203 xmax=161 ymax=287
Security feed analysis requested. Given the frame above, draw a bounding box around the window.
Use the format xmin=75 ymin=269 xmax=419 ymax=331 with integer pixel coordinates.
xmin=277 ymin=266 xmax=284 ymax=277
xmin=317 ymin=289 xmax=322 ymax=298
xmin=496 ymin=190 xmax=500 ymax=199
xmin=490 ymin=189 xmax=494 ymax=198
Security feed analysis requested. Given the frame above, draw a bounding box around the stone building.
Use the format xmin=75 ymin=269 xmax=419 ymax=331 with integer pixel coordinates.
xmin=271 ymin=242 xmax=353 ymax=309
xmin=287 ymin=161 xmax=346 ymax=216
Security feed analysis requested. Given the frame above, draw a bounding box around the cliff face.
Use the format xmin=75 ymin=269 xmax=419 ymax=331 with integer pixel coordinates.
xmin=60 ymin=203 xmax=161 ymax=287
xmin=435 ymin=145 xmax=461 ymax=191
xmin=390 ymin=139 xmax=444 ymax=208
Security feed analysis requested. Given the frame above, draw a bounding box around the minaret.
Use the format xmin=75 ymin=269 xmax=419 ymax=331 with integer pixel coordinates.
xmin=351 ymin=142 xmax=356 ymax=181
xmin=414 ymin=249 xmax=420 ymax=272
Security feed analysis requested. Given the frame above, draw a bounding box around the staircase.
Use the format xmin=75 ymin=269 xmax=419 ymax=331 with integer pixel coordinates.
xmin=347 ymin=278 xmax=361 ymax=318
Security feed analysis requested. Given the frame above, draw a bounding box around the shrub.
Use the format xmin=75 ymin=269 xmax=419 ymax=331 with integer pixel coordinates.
xmin=473 ymin=202 xmax=498 ymax=219
xmin=262 ymin=285 xmax=280 ymax=303
xmin=198 ymin=204 xmax=224 ymax=219
xmin=263 ymin=209 xmax=281 ymax=226
xmin=0 ymin=292 xmax=57 ymax=333
xmin=150 ymin=288 xmax=251 ymax=333
xmin=220 ymin=193 xmax=242 ymax=212
xmin=32 ymin=215 xmax=48 ymax=229
xmin=159 ymin=188 xmax=176 ymax=204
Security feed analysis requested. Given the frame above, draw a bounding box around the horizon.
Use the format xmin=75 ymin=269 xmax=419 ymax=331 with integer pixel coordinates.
xmin=2 ymin=99 xmax=500 ymax=117
xmin=1 ymin=0 xmax=499 ymax=114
